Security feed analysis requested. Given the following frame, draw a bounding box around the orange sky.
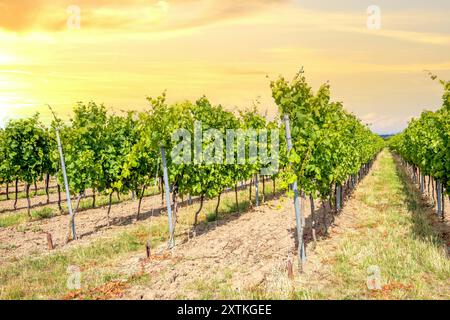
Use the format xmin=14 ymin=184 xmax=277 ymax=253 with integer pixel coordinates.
xmin=0 ymin=0 xmax=449 ymax=133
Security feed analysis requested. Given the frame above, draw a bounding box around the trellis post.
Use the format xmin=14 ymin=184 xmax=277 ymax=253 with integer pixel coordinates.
xmin=161 ymin=147 xmax=175 ymax=248
xmin=55 ymin=128 xmax=76 ymax=240
xmin=283 ymin=115 xmax=306 ymax=269
xmin=437 ymin=181 xmax=443 ymax=218
xmin=255 ymin=175 xmax=259 ymax=207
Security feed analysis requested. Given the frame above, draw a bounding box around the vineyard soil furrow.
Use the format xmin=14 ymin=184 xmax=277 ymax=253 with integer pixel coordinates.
xmin=0 ymin=181 xmax=256 ymax=264
xmin=119 ymin=150 xmax=449 ymax=300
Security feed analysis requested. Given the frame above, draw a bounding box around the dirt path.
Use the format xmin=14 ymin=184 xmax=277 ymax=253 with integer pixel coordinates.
xmin=298 ymin=151 xmax=449 ymax=299
xmin=121 ymin=196 xmax=298 ymax=300
xmin=120 ymin=151 xmax=449 ymax=300
xmin=119 ymin=183 xmax=363 ymax=299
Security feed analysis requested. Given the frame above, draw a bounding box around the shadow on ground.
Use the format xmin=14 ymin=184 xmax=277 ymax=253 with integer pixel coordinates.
xmin=393 ymin=155 xmax=450 ymax=254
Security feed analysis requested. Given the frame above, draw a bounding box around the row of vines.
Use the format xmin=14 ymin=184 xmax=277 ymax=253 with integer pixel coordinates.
xmin=0 ymin=70 xmax=384 ymax=259
xmin=389 ymin=75 xmax=449 ymax=218
xmin=272 ymin=70 xmax=384 ymax=264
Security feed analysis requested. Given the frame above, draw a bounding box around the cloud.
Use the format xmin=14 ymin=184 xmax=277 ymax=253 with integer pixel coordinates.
xmin=0 ymin=0 xmax=287 ymax=33
xmin=2 ymin=0 xmax=448 ymax=49
xmin=336 ymin=25 xmax=450 ymax=46
xmin=0 ymin=0 xmax=48 ymax=32
xmin=361 ymin=112 xmax=411 ymax=134
xmin=0 ymin=0 xmax=160 ymax=32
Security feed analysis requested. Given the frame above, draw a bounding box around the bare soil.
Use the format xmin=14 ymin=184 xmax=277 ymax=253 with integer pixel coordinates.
xmin=0 ymin=182 xmax=258 ymax=265
xmin=118 ymin=190 xmax=360 ymax=299
xmin=121 ymin=197 xmax=299 ymax=299
xmin=0 ymin=191 xmax=165 ymax=264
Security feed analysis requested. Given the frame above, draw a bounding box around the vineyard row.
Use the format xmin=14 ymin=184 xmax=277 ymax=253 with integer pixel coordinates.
xmin=0 ymin=70 xmax=384 ymax=262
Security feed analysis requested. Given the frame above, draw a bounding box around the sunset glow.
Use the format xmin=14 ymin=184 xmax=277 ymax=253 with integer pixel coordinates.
xmin=0 ymin=0 xmax=449 ymax=133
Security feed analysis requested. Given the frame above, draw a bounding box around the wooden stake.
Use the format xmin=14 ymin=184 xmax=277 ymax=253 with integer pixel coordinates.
xmin=146 ymin=241 xmax=151 ymax=258
xmin=287 ymin=259 xmax=294 ymax=280
xmin=47 ymin=233 xmax=54 ymax=250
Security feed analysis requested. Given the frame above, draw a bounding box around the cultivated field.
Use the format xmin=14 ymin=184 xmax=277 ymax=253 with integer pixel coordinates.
xmin=0 ymin=151 xmax=448 ymax=300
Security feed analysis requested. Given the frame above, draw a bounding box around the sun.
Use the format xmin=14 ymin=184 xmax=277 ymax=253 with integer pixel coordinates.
xmin=0 ymin=53 xmax=17 ymax=65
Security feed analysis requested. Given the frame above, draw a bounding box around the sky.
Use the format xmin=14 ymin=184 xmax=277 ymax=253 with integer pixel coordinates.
xmin=0 ymin=0 xmax=449 ymax=134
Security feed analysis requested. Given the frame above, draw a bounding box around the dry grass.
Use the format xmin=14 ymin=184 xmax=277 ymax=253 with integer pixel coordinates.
xmin=285 ymin=150 xmax=450 ymax=300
